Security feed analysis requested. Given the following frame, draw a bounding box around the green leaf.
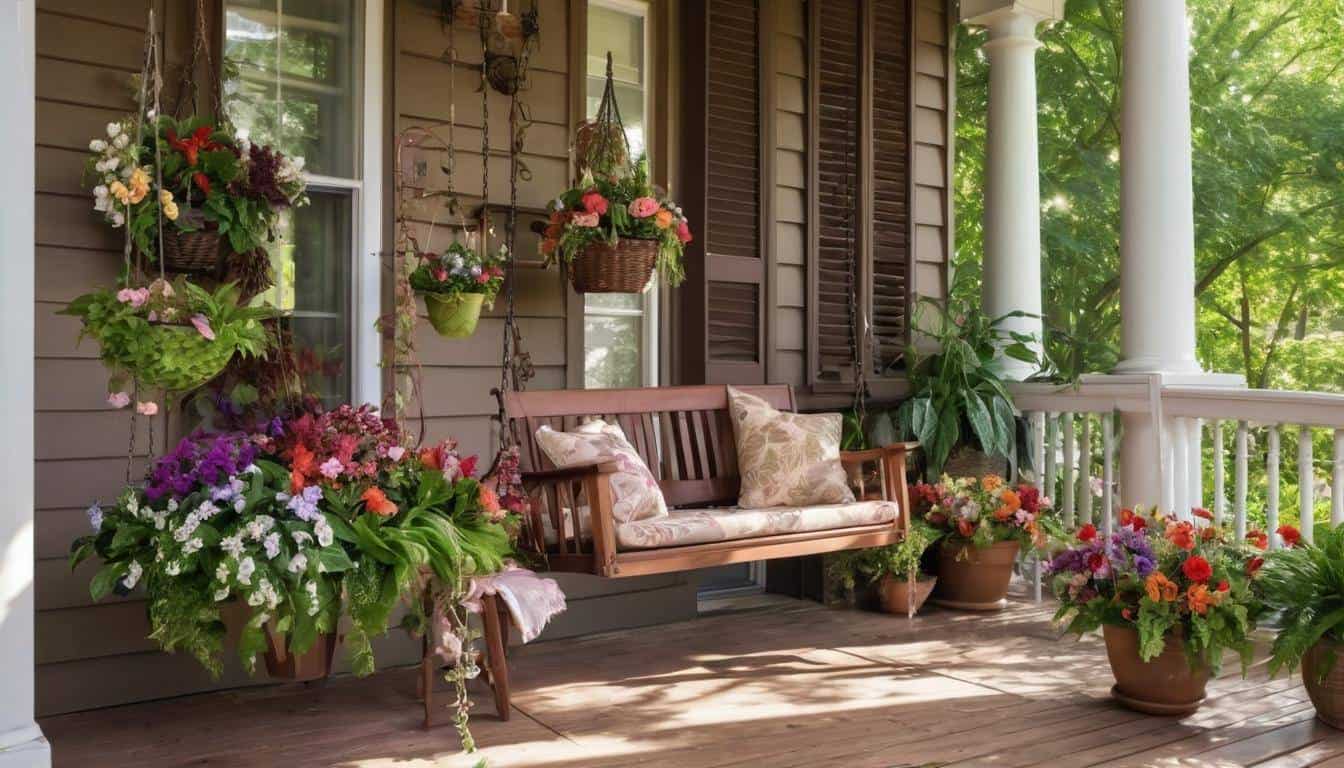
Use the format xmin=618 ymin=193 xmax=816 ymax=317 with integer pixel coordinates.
xmin=964 ymin=391 xmax=995 ymax=455
xmin=89 ymin=562 xmax=124 ymax=601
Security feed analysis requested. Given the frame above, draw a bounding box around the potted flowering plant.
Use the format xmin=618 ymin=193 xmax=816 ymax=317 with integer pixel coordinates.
xmin=914 ymin=474 xmax=1056 ymax=610
xmin=828 ymin=520 xmax=944 ymax=616
xmin=62 ymin=277 xmax=272 ymax=399
xmin=88 ymin=115 xmax=307 ymax=274
xmin=1257 ymin=522 xmax=1344 ymax=729
xmin=540 ymin=156 xmax=691 ymax=293
xmin=1048 ymin=507 xmax=1262 ymax=716
xmin=408 ymin=239 xmax=507 ymax=338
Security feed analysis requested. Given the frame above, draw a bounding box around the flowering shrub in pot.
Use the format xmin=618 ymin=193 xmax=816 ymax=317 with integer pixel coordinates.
xmin=827 ymin=520 xmax=944 ymax=616
xmin=915 ymin=474 xmax=1056 ymax=610
xmin=1049 ymin=507 xmax=1262 ymax=716
xmin=407 ymin=239 xmax=507 ymax=338
xmin=1258 ymin=522 xmax=1344 ymax=729
xmin=540 ymin=156 xmax=691 ymax=292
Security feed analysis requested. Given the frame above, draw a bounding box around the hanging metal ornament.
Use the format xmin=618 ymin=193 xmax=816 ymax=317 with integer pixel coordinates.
xmin=575 ymin=52 xmax=630 ymax=179
xmin=478 ymin=0 xmax=540 ymax=96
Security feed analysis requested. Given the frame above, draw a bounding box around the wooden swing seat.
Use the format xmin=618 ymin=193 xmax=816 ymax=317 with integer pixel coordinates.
xmin=504 ymin=384 xmax=916 ymax=578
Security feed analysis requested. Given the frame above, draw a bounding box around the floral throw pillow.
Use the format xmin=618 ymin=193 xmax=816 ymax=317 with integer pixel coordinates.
xmin=727 ymin=386 xmax=855 ymax=509
xmin=534 ymin=419 xmax=668 ymax=524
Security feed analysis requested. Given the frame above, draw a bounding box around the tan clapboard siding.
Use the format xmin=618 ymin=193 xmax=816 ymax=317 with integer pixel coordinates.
xmin=769 ymin=0 xmax=807 ymax=387
xmin=909 ymin=1 xmax=950 ymax=304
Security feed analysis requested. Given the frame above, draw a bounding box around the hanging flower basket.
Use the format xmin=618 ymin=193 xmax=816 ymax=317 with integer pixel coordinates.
xmin=131 ymin=321 xmax=239 ymax=392
xmin=570 ymin=237 xmax=658 ymax=294
xmin=424 ymin=292 xmax=486 ymax=338
xmin=160 ymin=209 xmax=226 ymax=276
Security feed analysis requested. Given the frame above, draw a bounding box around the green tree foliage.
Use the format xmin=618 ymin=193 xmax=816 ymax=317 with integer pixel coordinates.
xmin=954 ymin=0 xmax=1344 ymax=391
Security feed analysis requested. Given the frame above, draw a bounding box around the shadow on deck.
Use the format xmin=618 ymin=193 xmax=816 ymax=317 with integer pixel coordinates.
xmin=39 ymin=582 xmax=1344 ymax=768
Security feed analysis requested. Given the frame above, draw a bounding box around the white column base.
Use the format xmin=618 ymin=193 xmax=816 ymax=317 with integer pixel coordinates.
xmin=0 ymin=723 xmax=50 ymax=768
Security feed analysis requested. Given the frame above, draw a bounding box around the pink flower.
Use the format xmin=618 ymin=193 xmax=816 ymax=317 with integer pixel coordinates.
xmin=476 ymin=272 xmax=491 ymax=284
xmin=387 ymin=446 xmax=406 ymax=462
xmin=190 ymin=314 xmax=215 ymax=341
xmin=135 ymin=401 xmax=158 ymax=416
xmin=116 ymin=288 xmax=149 ymax=307
xmin=572 ymin=212 xmax=600 ymax=228
xmin=319 ymin=457 xmax=344 ymax=480
xmin=628 ymin=196 xmax=660 ymax=218
xmin=107 ymin=391 xmax=131 ymax=409
xmin=581 ymin=190 xmax=608 ymax=215
xmin=675 ymin=219 xmax=693 ymax=244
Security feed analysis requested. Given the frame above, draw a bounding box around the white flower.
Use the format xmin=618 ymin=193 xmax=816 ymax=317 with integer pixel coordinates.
xmin=122 ymin=560 xmax=143 ymax=590
xmin=167 ymin=498 xmax=179 ymax=513
xmin=234 ymin=498 xmax=246 ymax=513
xmin=110 ymin=211 xmax=125 ymax=227
xmin=305 ymin=580 xmax=319 ymax=615
xmin=195 ymin=500 xmax=220 ymax=520
xmin=89 ymin=139 xmax=108 ymax=152
xmin=247 ymin=590 xmax=264 ymax=607
xmin=164 ymin=560 xmax=181 ymax=577
xmin=263 ymin=532 xmax=281 ymax=560
xmin=237 ymin=556 xmax=256 ymax=586
xmin=113 ymin=133 xmax=129 ymax=149
xmin=93 ymin=195 xmax=110 ymax=213
xmin=314 ymin=517 xmax=334 ymax=548
xmin=244 ymin=464 xmax=261 ymax=475
xmin=213 ymin=588 xmax=230 ymax=602
xmin=288 ymin=553 xmax=308 ymax=574
xmin=173 ymin=515 xmax=200 ymax=543
xmin=151 ymin=509 xmax=168 ymax=530
xmin=183 ymin=537 xmax=204 ymax=555
xmin=106 ymin=122 xmax=122 ymax=138
xmin=86 ymin=503 xmax=104 ymax=531
xmin=291 ymin=530 xmax=313 ymax=546
xmin=215 ymin=562 xmax=230 ymax=582
xmin=103 ymin=156 xmax=120 ymax=172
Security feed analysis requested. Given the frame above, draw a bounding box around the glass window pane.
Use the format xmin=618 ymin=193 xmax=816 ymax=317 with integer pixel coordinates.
xmin=587 ymin=4 xmax=646 ymax=157
xmin=224 ymin=0 xmax=361 ymax=178
xmin=255 ymin=190 xmax=352 ymax=406
xmin=585 ymin=292 xmax=644 ymax=311
xmin=584 ymin=315 xmax=642 ymax=389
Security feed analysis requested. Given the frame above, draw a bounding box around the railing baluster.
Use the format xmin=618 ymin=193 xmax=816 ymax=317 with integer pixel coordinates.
xmin=1299 ymin=425 xmax=1314 ymax=544
xmin=1213 ymin=421 xmax=1225 ymax=526
xmin=1102 ymin=412 xmax=1115 ymax=539
xmin=1030 ymin=411 xmax=1046 ymax=603
xmin=1045 ymin=413 xmax=1058 ymax=506
xmin=1235 ymin=420 xmax=1249 ymax=542
xmin=1268 ymin=425 xmax=1281 ymax=549
xmin=1062 ymin=413 xmax=1076 ymax=528
xmin=1172 ymin=417 xmax=1189 ymax=518
xmin=1079 ymin=415 xmax=1093 ymax=525
xmin=1190 ymin=418 xmax=1204 ymax=511
xmin=1334 ymin=429 xmax=1344 ymax=527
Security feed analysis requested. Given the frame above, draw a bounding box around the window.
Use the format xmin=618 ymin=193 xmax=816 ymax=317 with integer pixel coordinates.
xmin=583 ymin=0 xmax=657 ymax=389
xmin=223 ymin=0 xmax=382 ymax=406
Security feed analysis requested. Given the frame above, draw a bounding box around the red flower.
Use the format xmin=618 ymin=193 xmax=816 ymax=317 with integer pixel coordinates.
xmin=1017 ymin=485 xmax=1042 ymax=515
xmin=1131 ymin=516 xmax=1146 ymax=531
xmin=1246 ymin=556 xmax=1264 ymax=576
xmin=1086 ymin=552 xmax=1107 ymax=573
xmin=460 ymin=455 xmax=478 ymax=478
xmin=1193 ymin=507 xmax=1213 ymax=521
xmin=1120 ymin=508 xmax=1146 ymax=531
xmin=166 ymin=125 xmax=219 ymax=167
xmin=1077 ymin=523 xmax=1097 ymax=543
xmin=581 ymin=189 xmax=609 ymax=216
xmin=1247 ymin=529 xmax=1269 ymax=550
xmin=192 ymin=171 xmax=212 ymax=196
xmin=1217 ymin=580 xmax=1230 ymax=593
xmin=360 ymin=486 xmax=398 ymax=517
xmin=1181 ymin=555 xmax=1212 ymax=583
xmin=956 ymin=519 xmax=975 ymax=538
xmin=1166 ymin=521 xmax=1196 ymax=551
xmin=1277 ymin=524 xmax=1302 ymax=548
xmin=675 ymin=219 xmax=693 ymax=244
xmin=1121 ymin=608 xmax=1133 ymax=621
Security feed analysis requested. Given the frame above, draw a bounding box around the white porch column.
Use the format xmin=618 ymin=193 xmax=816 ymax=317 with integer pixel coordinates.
xmin=961 ymin=0 xmax=1063 ymax=380
xmin=0 ymin=1 xmax=49 ymax=766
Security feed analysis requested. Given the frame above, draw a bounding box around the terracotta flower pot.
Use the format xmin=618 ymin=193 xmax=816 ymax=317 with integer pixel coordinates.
xmin=1103 ymin=624 xmax=1209 ymax=716
xmin=932 ymin=539 xmax=1021 ymax=611
xmin=263 ymin=629 xmax=339 ymax=682
xmin=880 ymin=575 xmax=937 ymax=615
xmin=1302 ymin=638 xmax=1344 ymax=729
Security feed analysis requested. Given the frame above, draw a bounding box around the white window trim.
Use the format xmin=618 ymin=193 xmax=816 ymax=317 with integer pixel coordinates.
xmin=353 ymin=0 xmax=383 ymax=406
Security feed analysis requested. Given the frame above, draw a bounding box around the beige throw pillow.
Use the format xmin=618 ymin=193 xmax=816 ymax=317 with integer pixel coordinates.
xmin=534 ymin=419 xmax=668 ymax=524
xmin=727 ymin=386 xmax=855 ymax=509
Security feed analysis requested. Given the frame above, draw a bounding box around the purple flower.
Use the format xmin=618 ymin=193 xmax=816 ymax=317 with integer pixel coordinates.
xmin=1133 ymin=555 xmax=1156 ymax=577
xmin=190 ymin=314 xmax=215 ymax=341
xmin=145 ymin=432 xmax=259 ymax=502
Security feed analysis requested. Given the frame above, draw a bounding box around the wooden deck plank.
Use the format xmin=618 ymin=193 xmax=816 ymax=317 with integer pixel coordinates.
xmin=37 ymin=583 xmax=1344 ymax=768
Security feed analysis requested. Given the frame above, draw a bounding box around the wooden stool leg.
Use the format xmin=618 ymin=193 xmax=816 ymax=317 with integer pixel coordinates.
xmin=421 ymin=592 xmax=435 ymax=729
xmin=481 ymin=593 xmax=511 ymax=721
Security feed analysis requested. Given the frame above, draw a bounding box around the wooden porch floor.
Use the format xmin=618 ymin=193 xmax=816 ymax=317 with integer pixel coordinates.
xmin=40 ymin=583 xmax=1344 ymax=768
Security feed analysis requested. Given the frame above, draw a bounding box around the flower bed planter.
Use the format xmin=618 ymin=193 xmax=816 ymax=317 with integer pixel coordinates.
xmin=1302 ymin=639 xmax=1344 ymax=729
xmin=932 ymin=540 xmax=1021 ymax=611
xmin=880 ymin=575 xmax=936 ymax=615
xmin=1104 ymin=624 xmax=1209 ymax=716
xmin=424 ymin=292 xmax=486 ymax=338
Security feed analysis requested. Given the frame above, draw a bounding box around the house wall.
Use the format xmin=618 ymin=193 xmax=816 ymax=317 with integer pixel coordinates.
xmin=30 ymin=0 xmax=694 ymax=716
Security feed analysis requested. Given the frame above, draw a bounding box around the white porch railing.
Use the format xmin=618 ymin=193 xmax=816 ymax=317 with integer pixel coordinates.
xmin=1009 ymin=375 xmax=1344 ymax=599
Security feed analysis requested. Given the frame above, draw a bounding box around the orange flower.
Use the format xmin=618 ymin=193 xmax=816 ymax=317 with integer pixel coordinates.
xmin=1192 ymin=507 xmax=1214 ymax=521
xmin=360 ymin=486 xmax=398 ymax=517
xmin=291 ymin=443 xmax=317 ymax=481
xmin=981 ymin=475 xmax=1003 ymax=491
xmin=1165 ymin=521 xmax=1196 ymax=551
xmin=654 ymin=209 xmax=674 ymax=229
xmin=1145 ymin=572 xmax=1178 ymax=603
xmin=1246 ymin=529 xmax=1269 ymax=550
xmin=1186 ymin=583 xmax=1213 ymax=615
xmin=479 ymin=483 xmax=501 ymax=516
xmin=1200 ymin=526 xmax=1219 ymax=542
xmin=994 ymin=505 xmax=1014 ymax=521
xmin=999 ymin=489 xmax=1022 ymax=512
xmin=289 ymin=469 xmax=306 ymax=494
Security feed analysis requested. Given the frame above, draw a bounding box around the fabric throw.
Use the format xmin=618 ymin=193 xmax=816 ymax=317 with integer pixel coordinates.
xmin=462 ymin=565 xmax=567 ymax=644
xmin=534 ymin=419 xmax=668 ymax=523
xmin=727 ymin=386 xmax=855 ymax=509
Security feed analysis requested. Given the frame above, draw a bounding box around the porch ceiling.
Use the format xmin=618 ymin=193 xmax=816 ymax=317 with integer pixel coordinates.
xmin=39 ymin=585 xmax=1344 ymax=768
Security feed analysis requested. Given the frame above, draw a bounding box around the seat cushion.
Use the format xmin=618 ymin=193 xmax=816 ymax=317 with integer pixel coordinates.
xmin=535 ymin=419 xmax=668 ymax=524
xmin=727 ymin=386 xmax=855 ymax=509
xmin=616 ymin=500 xmax=898 ymax=550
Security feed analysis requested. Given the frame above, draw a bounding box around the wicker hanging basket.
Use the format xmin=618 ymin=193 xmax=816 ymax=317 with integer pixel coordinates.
xmin=571 ymin=238 xmax=658 ymax=293
xmin=161 ymin=209 xmax=227 ymax=276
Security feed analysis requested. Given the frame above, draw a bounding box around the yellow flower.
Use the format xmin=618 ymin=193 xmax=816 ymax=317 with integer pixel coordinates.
xmin=109 ymin=180 xmax=130 ymax=205
xmin=159 ymin=189 xmax=174 ymax=205
xmin=162 ymin=201 xmax=179 ymax=221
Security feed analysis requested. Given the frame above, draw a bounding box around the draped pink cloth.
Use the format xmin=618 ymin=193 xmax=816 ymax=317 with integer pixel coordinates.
xmin=462 ymin=564 xmax=567 ymax=643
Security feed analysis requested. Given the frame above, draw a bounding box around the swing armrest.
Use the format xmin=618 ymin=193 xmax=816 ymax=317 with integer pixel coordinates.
xmin=519 ymin=462 xmax=621 ymax=575
xmin=839 ymin=442 xmax=919 ymax=530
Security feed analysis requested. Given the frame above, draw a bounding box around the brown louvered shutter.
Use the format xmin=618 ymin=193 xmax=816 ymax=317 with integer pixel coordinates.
xmin=812 ymin=0 xmax=862 ymax=384
xmin=870 ymin=0 xmax=912 ymax=376
xmin=679 ymin=0 xmax=765 ymax=385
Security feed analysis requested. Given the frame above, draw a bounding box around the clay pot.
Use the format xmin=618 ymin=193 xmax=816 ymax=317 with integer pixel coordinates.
xmin=263 ymin=629 xmax=339 ymax=682
xmin=880 ymin=575 xmax=937 ymax=615
xmin=932 ymin=539 xmax=1021 ymax=611
xmin=1103 ymin=624 xmax=1209 ymax=716
xmin=1302 ymin=638 xmax=1344 ymax=729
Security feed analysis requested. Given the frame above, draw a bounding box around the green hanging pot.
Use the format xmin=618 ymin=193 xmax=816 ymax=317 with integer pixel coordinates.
xmin=424 ymin=292 xmax=486 ymax=338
